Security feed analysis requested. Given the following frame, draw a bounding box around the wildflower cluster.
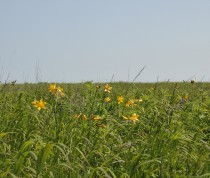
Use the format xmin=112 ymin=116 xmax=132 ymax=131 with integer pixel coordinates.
xmin=49 ymin=84 xmax=64 ymax=97
xmin=32 ymin=84 xmax=65 ymax=111
xmin=31 ymin=83 xmax=143 ymax=126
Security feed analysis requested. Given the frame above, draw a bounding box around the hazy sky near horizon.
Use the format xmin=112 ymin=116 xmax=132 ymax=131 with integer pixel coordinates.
xmin=0 ymin=0 xmax=210 ymax=83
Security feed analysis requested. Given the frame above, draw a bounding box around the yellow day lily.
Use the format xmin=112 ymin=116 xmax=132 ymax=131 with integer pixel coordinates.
xmin=97 ymin=124 xmax=106 ymax=128
xmin=82 ymin=114 xmax=88 ymax=120
xmin=73 ymin=114 xmax=81 ymax=119
xmin=32 ymin=99 xmax=46 ymax=111
xmin=182 ymin=94 xmax=188 ymax=101
xmin=122 ymin=115 xmax=129 ymax=120
xmin=96 ymin=85 xmax=101 ymax=90
xmin=125 ymin=99 xmax=136 ymax=107
xmin=105 ymin=84 xmax=112 ymax=93
xmin=122 ymin=113 xmax=139 ymax=124
xmin=137 ymin=99 xmax=143 ymax=102
xmin=57 ymin=86 xmax=64 ymax=96
xmin=49 ymin=84 xmax=57 ymax=94
xmin=104 ymin=97 xmax=111 ymax=102
xmin=130 ymin=113 xmax=139 ymax=124
xmin=93 ymin=115 xmax=102 ymax=121
xmin=49 ymin=84 xmax=64 ymax=97
xmin=117 ymin=96 xmax=124 ymax=104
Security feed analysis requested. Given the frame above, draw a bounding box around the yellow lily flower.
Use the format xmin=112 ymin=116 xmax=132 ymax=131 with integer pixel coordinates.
xmin=130 ymin=113 xmax=139 ymax=124
xmin=104 ymin=97 xmax=111 ymax=102
xmin=125 ymin=99 xmax=136 ymax=107
xmin=93 ymin=115 xmax=102 ymax=121
xmin=105 ymin=84 xmax=112 ymax=93
xmin=117 ymin=96 xmax=124 ymax=104
xmin=82 ymin=114 xmax=88 ymax=120
xmin=49 ymin=84 xmax=57 ymax=94
xmin=32 ymin=99 xmax=46 ymax=111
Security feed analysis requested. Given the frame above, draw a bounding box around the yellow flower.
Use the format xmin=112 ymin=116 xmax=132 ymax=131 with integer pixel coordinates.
xmin=96 ymin=85 xmax=101 ymax=89
xmin=125 ymin=99 xmax=136 ymax=107
xmin=104 ymin=97 xmax=111 ymax=102
xmin=117 ymin=96 xmax=124 ymax=104
xmin=105 ymin=84 xmax=112 ymax=93
xmin=82 ymin=114 xmax=88 ymax=120
xmin=122 ymin=113 xmax=139 ymax=124
xmin=32 ymin=99 xmax=46 ymax=111
xmin=93 ymin=115 xmax=102 ymax=121
xmin=122 ymin=115 xmax=129 ymax=120
xmin=182 ymin=94 xmax=188 ymax=101
xmin=97 ymin=124 xmax=106 ymax=128
xmin=57 ymin=86 xmax=64 ymax=96
xmin=130 ymin=113 xmax=139 ymax=124
xmin=49 ymin=84 xmax=64 ymax=96
xmin=49 ymin=84 xmax=57 ymax=94
xmin=137 ymin=99 xmax=143 ymax=102
xmin=73 ymin=114 xmax=81 ymax=119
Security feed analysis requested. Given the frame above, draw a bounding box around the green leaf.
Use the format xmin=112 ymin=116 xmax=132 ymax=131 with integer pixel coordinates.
xmin=36 ymin=143 xmax=54 ymax=176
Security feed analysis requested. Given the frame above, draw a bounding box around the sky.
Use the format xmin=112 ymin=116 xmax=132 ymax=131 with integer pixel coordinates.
xmin=0 ymin=0 xmax=210 ymax=83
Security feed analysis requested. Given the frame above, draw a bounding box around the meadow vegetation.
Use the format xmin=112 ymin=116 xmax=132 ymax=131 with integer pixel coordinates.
xmin=0 ymin=81 xmax=210 ymax=177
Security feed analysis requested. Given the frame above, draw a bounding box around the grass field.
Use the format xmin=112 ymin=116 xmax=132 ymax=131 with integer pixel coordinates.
xmin=0 ymin=81 xmax=210 ymax=177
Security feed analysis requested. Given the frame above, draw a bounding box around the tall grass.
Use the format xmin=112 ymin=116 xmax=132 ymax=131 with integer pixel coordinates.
xmin=0 ymin=82 xmax=210 ymax=177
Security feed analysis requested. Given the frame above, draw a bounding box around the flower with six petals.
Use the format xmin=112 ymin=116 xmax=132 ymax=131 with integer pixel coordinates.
xmin=32 ymin=99 xmax=47 ymax=111
xmin=105 ymin=84 xmax=112 ymax=93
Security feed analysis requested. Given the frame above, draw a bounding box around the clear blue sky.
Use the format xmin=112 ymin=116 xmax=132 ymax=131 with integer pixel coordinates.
xmin=0 ymin=0 xmax=210 ymax=83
